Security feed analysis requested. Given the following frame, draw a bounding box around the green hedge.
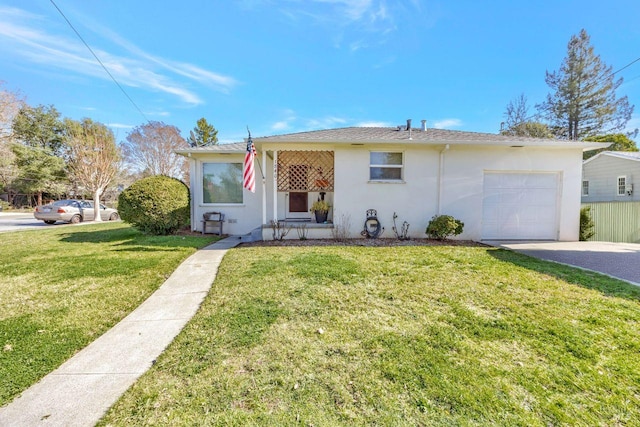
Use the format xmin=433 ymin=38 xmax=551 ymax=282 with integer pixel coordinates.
xmin=118 ymin=175 xmax=190 ymax=235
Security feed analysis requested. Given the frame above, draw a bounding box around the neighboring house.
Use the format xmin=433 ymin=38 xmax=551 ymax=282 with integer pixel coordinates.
xmin=177 ymin=123 xmax=607 ymax=241
xmin=582 ymin=151 xmax=640 ymax=202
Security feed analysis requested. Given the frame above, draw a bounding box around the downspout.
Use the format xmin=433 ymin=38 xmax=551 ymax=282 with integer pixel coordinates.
xmin=437 ymin=144 xmax=450 ymax=215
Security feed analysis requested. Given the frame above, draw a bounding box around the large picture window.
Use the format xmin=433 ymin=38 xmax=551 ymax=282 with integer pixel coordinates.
xmin=203 ymin=163 xmax=243 ymax=204
xmin=369 ymin=152 xmax=403 ymax=181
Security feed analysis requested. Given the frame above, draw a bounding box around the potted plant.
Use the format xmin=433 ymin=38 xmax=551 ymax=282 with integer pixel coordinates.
xmin=310 ymin=200 xmax=330 ymax=223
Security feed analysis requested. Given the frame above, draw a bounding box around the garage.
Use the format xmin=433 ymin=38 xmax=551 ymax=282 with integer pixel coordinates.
xmin=482 ymin=172 xmax=560 ymax=240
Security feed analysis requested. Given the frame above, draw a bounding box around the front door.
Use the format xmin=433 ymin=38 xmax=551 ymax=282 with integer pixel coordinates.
xmin=287 ymin=165 xmax=309 ymax=219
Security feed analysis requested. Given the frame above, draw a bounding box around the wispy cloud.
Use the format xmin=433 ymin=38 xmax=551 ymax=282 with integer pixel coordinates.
xmin=276 ymin=0 xmax=416 ymax=49
xmin=0 ymin=6 xmax=237 ymax=106
xmin=107 ymin=123 xmax=134 ymax=129
xmin=357 ymin=121 xmax=391 ymax=127
xmin=433 ymin=119 xmax=463 ymax=129
xmin=306 ymin=116 xmax=348 ymax=129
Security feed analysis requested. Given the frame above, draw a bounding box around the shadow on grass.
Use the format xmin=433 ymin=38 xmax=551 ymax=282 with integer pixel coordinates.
xmin=487 ymin=248 xmax=640 ymax=301
xmin=59 ymin=225 xmax=215 ymax=250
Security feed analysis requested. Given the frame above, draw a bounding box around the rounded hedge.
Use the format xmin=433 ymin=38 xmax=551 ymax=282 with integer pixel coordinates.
xmin=118 ymin=175 xmax=190 ymax=235
xmin=425 ymin=214 xmax=464 ymax=240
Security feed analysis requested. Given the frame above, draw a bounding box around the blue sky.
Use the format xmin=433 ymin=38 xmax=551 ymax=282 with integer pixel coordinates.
xmin=1 ymin=0 xmax=639 ymax=143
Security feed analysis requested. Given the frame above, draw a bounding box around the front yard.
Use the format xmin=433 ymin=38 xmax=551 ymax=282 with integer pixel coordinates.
xmin=101 ymin=244 xmax=640 ymax=426
xmin=0 ymin=223 xmax=217 ymax=406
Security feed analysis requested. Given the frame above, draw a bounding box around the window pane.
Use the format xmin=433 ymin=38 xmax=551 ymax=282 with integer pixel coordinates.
xmin=370 ymin=167 xmax=402 ymax=180
xmin=370 ymin=152 xmax=402 ymax=165
xmin=203 ymin=163 xmax=243 ymax=203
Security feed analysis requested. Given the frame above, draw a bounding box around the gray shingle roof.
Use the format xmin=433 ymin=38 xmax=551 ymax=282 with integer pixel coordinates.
xmin=586 ymin=151 xmax=640 ymax=163
xmin=254 ymin=127 xmax=603 ymax=147
xmin=176 ymin=127 xmax=610 ymax=154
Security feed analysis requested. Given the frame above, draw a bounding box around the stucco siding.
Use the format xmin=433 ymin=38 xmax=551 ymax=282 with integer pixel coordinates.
xmin=440 ymin=147 xmax=580 ymax=241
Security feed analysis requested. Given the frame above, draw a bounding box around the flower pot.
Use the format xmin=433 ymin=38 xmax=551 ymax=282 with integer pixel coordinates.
xmin=314 ymin=211 xmax=328 ymax=223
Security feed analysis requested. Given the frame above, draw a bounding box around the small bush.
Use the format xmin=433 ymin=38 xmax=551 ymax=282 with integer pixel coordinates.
xmin=118 ymin=175 xmax=190 ymax=235
xmin=426 ymin=214 xmax=464 ymax=240
xmin=579 ymin=206 xmax=595 ymax=241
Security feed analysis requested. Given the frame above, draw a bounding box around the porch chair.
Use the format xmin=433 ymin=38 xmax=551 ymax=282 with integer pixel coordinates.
xmin=202 ymin=211 xmax=225 ymax=235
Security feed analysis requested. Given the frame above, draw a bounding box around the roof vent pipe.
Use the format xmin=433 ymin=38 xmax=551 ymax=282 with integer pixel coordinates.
xmin=406 ymin=119 xmax=412 ymax=131
xmin=421 ymin=120 xmax=427 ymax=131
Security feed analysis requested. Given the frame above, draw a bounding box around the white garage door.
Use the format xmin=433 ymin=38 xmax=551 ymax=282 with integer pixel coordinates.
xmin=482 ymin=172 xmax=559 ymax=240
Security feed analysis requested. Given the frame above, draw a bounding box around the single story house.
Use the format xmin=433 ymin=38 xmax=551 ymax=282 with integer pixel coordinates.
xmin=582 ymin=151 xmax=640 ymax=202
xmin=177 ymin=123 xmax=608 ymax=241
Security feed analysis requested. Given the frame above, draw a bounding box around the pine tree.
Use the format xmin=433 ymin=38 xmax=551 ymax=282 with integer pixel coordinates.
xmin=537 ymin=29 xmax=634 ymax=140
xmin=187 ymin=117 xmax=218 ymax=147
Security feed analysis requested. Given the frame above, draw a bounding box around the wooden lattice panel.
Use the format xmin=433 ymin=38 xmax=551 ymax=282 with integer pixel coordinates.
xmin=277 ymin=151 xmax=334 ymax=192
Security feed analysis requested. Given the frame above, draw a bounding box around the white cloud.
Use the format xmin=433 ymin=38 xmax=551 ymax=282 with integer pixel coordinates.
xmin=306 ymin=116 xmax=348 ymax=129
xmin=271 ymin=121 xmax=291 ymax=131
xmin=433 ymin=119 xmax=463 ymax=129
xmin=0 ymin=7 xmax=237 ymax=105
xmin=107 ymin=123 xmax=134 ymax=129
xmin=356 ymin=121 xmax=390 ymax=127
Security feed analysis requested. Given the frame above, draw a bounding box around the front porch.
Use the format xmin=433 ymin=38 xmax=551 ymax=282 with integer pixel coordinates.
xmin=261 ymin=149 xmax=335 ymax=240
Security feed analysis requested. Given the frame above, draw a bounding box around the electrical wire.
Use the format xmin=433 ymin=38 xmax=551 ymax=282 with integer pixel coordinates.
xmin=48 ymin=0 xmax=150 ymax=123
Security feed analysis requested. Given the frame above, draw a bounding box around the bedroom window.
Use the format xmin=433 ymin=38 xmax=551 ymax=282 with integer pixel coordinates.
xmin=617 ymin=176 xmax=627 ymax=196
xmin=203 ymin=162 xmax=243 ymax=204
xmin=582 ymin=180 xmax=589 ymax=196
xmin=370 ymin=152 xmax=403 ymax=181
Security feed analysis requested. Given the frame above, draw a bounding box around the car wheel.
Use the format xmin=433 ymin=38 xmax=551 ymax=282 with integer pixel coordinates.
xmin=109 ymin=213 xmax=120 ymax=221
xmin=44 ymin=220 xmax=56 ymax=225
xmin=70 ymin=215 xmax=82 ymax=224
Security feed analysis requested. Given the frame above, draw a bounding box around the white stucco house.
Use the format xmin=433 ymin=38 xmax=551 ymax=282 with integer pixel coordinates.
xmin=582 ymin=151 xmax=640 ymax=202
xmin=177 ymin=123 xmax=608 ymax=241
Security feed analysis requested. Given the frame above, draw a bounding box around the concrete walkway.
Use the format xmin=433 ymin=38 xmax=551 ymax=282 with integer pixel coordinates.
xmin=486 ymin=241 xmax=640 ymax=286
xmin=0 ymin=236 xmax=246 ymax=427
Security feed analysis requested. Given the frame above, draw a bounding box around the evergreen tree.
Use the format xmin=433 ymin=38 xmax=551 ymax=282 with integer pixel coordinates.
xmin=187 ymin=117 xmax=218 ymax=147
xmin=537 ymin=29 xmax=633 ymax=140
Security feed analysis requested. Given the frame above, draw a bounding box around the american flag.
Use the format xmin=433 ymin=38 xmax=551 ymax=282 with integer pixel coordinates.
xmin=243 ymin=134 xmax=256 ymax=193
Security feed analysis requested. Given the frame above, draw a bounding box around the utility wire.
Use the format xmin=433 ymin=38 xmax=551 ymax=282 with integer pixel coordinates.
xmin=49 ymin=0 xmax=150 ymax=123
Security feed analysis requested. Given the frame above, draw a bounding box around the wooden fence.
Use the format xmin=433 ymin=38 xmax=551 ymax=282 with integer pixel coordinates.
xmin=582 ymin=201 xmax=640 ymax=243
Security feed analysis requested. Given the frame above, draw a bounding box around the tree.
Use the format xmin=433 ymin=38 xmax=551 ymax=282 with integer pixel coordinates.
xmin=537 ymin=29 xmax=634 ymax=140
xmin=122 ymin=121 xmax=189 ymax=180
xmin=11 ymin=104 xmax=67 ymax=205
xmin=12 ymin=105 xmax=67 ymax=156
xmin=501 ymin=94 xmax=553 ymax=138
xmin=582 ymin=133 xmax=639 ymax=160
xmin=10 ymin=143 xmax=67 ymax=206
xmin=0 ymin=83 xmax=24 ymax=200
xmin=187 ymin=117 xmax=218 ymax=147
xmin=64 ymin=118 xmax=121 ymax=221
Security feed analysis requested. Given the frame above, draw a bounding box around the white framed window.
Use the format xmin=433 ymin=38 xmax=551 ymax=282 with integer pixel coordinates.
xmin=369 ymin=152 xmax=404 ymax=181
xmin=203 ymin=162 xmax=243 ymax=204
xmin=617 ymin=176 xmax=627 ymax=196
xmin=582 ymin=180 xmax=589 ymax=196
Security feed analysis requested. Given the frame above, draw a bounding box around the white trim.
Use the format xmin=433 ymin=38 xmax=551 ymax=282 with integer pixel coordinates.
xmin=582 ymin=179 xmax=589 ymax=196
xmin=617 ymin=175 xmax=627 ymax=196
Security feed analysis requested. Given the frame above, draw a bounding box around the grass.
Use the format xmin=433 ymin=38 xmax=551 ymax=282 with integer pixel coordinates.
xmin=101 ymin=245 xmax=640 ymax=426
xmin=0 ymin=222 xmax=217 ymax=406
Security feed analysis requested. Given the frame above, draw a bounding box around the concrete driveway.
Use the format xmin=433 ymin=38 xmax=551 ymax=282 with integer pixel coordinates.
xmin=486 ymin=241 xmax=640 ymax=286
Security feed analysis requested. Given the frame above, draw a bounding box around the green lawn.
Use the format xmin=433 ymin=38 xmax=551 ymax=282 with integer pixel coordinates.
xmin=0 ymin=222 xmax=217 ymax=406
xmin=101 ymin=245 xmax=640 ymax=426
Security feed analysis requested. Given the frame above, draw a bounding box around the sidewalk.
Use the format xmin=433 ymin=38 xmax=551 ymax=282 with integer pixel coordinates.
xmin=0 ymin=235 xmax=247 ymax=427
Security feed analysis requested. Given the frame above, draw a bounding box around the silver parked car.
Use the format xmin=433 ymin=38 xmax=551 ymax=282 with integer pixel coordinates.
xmin=34 ymin=199 xmax=120 ymax=224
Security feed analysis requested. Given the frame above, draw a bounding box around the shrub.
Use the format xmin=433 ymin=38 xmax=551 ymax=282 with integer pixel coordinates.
xmin=118 ymin=175 xmax=190 ymax=235
xmin=579 ymin=206 xmax=595 ymax=241
xmin=426 ymin=214 xmax=464 ymax=240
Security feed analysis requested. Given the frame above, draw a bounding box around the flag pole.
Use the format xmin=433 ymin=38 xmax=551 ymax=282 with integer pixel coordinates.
xmin=247 ymin=126 xmax=265 ymax=180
